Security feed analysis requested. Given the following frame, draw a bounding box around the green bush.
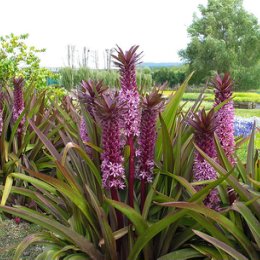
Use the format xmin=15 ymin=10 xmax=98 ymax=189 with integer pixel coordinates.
xmin=152 ymin=67 xmax=186 ymax=88
xmin=0 ymin=34 xmax=55 ymax=89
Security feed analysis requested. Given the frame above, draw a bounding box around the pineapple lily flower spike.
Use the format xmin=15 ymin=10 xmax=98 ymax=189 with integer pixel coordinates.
xmin=13 ymin=77 xmax=25 ymax=147
xmin=112 ymin=45 xmax=142 ymax=208
xmin=78 ymin=80 xmax=107 ymax=155
xmin=0 ymin=85 xmax=3 ymax=135
xmin=187 ymin=108 xmax=220 ymax=210
xmin=94 ymin=91 xmax=126 ymax=227
xmin=212 ymin=73 xmax=235 ymax=165
xmin=138 ymin=88 xmax=165 ymax=210
xmin=94 ymin=92 xmax=126 ymax=190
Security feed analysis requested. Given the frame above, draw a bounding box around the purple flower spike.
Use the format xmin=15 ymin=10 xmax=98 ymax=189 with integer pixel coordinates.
xmin=0 ymin=88 xmax=3 ymax=135
xmin=94 ymin=92 xmax=126 ymax=189
xmin=138 ymin=89 xmax=165 ymax=183
xmin=187 ymin=108 xmax=220 ymax=210
xmin=113 ymin=46 xmax=142 ymax=137
xmin=13 ymin=77 xmax=25 ymax=134
xmin=78 ymin=80 xmax=107 ymax=154
xmin=212 ymin=73 xmax=235 ymax=165
xmin=79 ymin=116 xmax=92 ymax=155
xmin=79 ymin=80 xmax=108 ymax=119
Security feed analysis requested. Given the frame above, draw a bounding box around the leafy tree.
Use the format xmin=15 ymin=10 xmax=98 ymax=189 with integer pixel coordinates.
xmin=0 ymin=33 xmax=55 ymax=88
xmin=152 ymin=67 xmax=185 ymax=88
xmin=179 ymin=0 xmax=260 ymax=88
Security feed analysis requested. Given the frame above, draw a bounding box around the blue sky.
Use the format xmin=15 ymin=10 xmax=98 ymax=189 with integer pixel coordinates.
xmin=1 ymin=0 xmax=259 ymax=67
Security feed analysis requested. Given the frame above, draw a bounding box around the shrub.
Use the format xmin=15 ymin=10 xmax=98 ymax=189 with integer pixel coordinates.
xmin=0 ymin=34 xmax=55 ymax=89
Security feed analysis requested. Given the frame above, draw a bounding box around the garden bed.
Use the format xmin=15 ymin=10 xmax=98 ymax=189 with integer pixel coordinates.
xmin=0 ymin=220 xmax=42 ymax=260
xmin=234 ymin=101 xmax=256 ymax=109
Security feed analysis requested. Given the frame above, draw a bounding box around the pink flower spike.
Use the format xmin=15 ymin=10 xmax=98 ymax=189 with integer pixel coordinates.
xmin=94 ymin=92 xmax=126 ymax=190
xmin=187 ymin=108 xmax=220 ymax=210
xmin=0 ymin=87 xmax=3 ymax=135
xmin=13 ymin=77 xmax=25 ymax=136
xmin=212 ymin=73 xmax=235 ymax=165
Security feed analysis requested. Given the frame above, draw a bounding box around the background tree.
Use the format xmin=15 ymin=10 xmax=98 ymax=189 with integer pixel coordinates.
xmin=179 ymin=0 xmax=260 ymax=89
xmin=0 ymin=33 xmax=55 ymax=89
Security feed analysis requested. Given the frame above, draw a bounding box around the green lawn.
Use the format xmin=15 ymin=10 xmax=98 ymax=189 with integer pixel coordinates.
xmin=163 ymin=91 xmax=260 ymax=103
xmin=235 ymin=109 xmax=260 ymax=118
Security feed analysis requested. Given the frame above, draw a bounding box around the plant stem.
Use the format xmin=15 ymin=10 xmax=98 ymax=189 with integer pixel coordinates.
xmin=141 ymin=179 xmax=146 ymax=212
xmin=128 ymin=135 xmax=135 ymax=208
xmin=111 ymin=187 xmax=123 ymax=228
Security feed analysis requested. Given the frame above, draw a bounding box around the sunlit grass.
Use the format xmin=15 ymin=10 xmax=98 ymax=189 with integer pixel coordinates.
xmin=163 ymin=90 xmax=260 ymax=102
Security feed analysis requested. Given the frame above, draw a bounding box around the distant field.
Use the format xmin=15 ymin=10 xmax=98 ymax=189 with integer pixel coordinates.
xmin=180 ymin=101 xmax=260 ymax=117
xmin=163 ymin=91 xmax=260 ymax=103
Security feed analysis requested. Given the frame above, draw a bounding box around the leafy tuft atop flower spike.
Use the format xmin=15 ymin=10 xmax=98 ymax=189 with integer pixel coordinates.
xmin=187 ymin=108 xmax=216 ymax=135
xmin=94 ymin=92 xmax=126 ymax=189
xmin=112 ymin=45 xmax=142 ymax=91
xmin=79 ymin=79 xmax=108 ymax=118
xmin=212 ymin=73 xmax=233 ymax=102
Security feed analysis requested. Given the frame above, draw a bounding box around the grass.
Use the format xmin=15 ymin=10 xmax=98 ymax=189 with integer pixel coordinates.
xmin=235 ymin=109 xmax=260 ymax=118
xmin=163 ymin=91 xmax=260 ymax=103
xmin=236 ymin=131 xmax=260 ymax=162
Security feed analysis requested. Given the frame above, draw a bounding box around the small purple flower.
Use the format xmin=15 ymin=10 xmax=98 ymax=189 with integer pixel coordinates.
xmin=119 ymin=89 xmax=140 ymax=136
xmin=137 ymin=89 xmax=164 ymax=183
xmin=13 ymin=77 xmax=25 ymax=134
xmin=94 ymin=92 xmax=126 ymax=189
xmin=79 ymin=116 xmax=92 ymax=155
xmin=212 ymin=73 xmax=235 ymax=165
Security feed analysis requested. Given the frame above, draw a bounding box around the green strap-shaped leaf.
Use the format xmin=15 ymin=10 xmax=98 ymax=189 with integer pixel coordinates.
xmin=128 ymin=210 xmax=187 ymax=260
xmin=105 ymin=198 xmax=148 ymax=235
xmin=193 ymin=230 xmax=248 ymax=260
xmin=0 ymin=173 xmax=57 ymax=206
xmin=14 ymin=232 xmax=59 ymax=260
xmin=0 ymin=205 xmax=104 ymax=260
xmin=158 ymin=202 xmax=258 ymax=260
xmin=232 ymin=201 xmax=260 ymax=247
xmin=157 ymin=248 xmax=203 ymax=260
xmin=156 ymin=72 xmax=194 ymax=160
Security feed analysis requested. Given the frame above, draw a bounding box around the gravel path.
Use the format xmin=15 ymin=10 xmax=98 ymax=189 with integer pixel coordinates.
xmin=0 ymin=220 xmax=43 ymax=260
